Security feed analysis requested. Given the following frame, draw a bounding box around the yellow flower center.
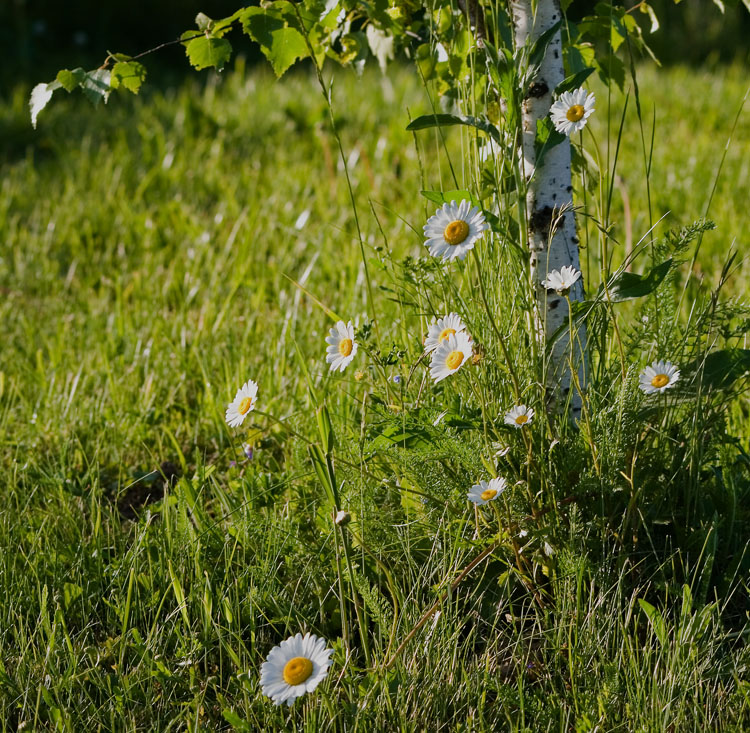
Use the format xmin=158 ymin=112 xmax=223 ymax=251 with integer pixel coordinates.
xmin=480 ymin=488 xmax=497 ymax=502
xmin=238 ymin=397 xmax=253 ymax=415
xmin=438 ymin=327 xmax=456 ymax=342
xmin=651 ymin=373 xmax=669 ymax=389
xmin=566 ymin=104 xmax=585 ymax=122
xmin=282 ymin=656 xmax=314 ymax=686
xmin=515 ymin=414 xmax=529 ymax=425
xmin=445 ymin=350 xmax=464 ymax=370
xmin=443 ymin=220 xmax=470 ymax=246
xmin=338 ymin=338 xmax=353 ymax=357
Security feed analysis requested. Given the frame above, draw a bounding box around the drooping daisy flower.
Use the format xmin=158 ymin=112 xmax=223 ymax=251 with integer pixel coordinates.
xmin=423 ymin=199 xmax=488 ymax=262
xmin=325 ymin=320 xmax=358 ymax=373
xmin=505 ymin=405 xmax=534 ymax=428
xmin=424 ymin=312 xmax=467 ymax=354
xmin=639 ymin=360 xmax=680 ymax=394
xmin=468 ymin=476 xmax=507 ymax=506
xmin=225 ymin=380 xmax=258 ymax=428
xmin=430 ymin=331 xmax=473 ymax=383
xmin=259 ymin=632 xmax=333 ymax=707
xmin=550 ymin=88 xmax=595 ymax=136
xmin=541 ymin=266 xmax=581 ymax=295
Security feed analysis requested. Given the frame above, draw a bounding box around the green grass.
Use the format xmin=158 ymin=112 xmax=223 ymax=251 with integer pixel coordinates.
xmin=1 ymin=60 xmax=749 ymax=730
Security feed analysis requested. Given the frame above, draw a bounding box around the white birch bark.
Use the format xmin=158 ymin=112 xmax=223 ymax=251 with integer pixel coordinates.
xmin=511 ymin=0 xmax=588 ymax=420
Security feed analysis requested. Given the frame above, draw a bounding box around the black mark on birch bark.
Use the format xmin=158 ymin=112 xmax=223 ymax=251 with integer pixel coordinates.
xmin=529 ymin=206 xmax=554 ymax=234
xmin=528 ymin=81 xmax=548 ymax=98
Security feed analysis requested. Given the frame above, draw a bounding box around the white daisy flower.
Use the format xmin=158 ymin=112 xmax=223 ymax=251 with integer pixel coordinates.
xmin=325 ymin=320 xmax=358 ymax=373
xmin=550 ymin=88 xmax=595 ymax=136
xmin=424 ymin=312 xmax=467 ymax=354
xmin=225 ymin=380 xmax=258 ymax=428
xmin=468 ymin=476 xmax=507 ymax=505
xmin=639 ymin=360 xmax=680 ymax=394
xmin=259 ymin=632 xmax=333 ymax=707
xmin=504 ymin=405 xmax=534 ymax=428
xmin=423 ymin=199 xmax=488 ymax=262
xmin=429 ymin=331 xmax=473 ymax=383
xmin=542 ymin=265 xmax=581 ymax=295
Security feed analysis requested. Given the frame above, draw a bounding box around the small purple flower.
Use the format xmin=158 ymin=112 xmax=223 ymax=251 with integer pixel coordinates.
xmin=391 ymin=375 xmax=402 ymax=384
xmin=241 ymin=443 xmax=254 ymax=461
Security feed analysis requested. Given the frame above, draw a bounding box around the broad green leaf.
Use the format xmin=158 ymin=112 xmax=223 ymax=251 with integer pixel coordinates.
xmin=241 ymin=8 xmax=309 ymax=77
xmin=195 ymin=12 xmax=213 ymax=31
xmin=528 ymin=21 xmax=562 ymax=68
xmin=565 ymin=42 xmax=596 ymax=75
xmin=638 ymin=599 xmax=667 ymax=646
xmin=80 ymin=69 xmax=111 ymax=106
xmin=406 ymin=114 xmax=500 ymax=143
xmin=554 ymin=68 xmax=595 ymax=96
xmin=111 ymin=61 xmax=147 ymax=93
xmin=56 ymin=68 xmax=86 ymax=92
xmin=604 ymin=259 xmax=672 ymax=301
xmin=534 ymin=117 xmax=566 ymax=168
xmin=338 ymin=32 xmax=367 ymax=66
xmin=689 ymin=349 xmax=750 ymax=390
xmin=185 ymin=36 xmax=233 ymax=71
xmin=213 ymin=8 xmax=247 ymax=35
xmin=596 ymin=53 xmax=626 ymax=92
xmin=415 ymin=43 xmax=437 ymax=80
xmin=30 ymin=80 xmax=61 ymax=128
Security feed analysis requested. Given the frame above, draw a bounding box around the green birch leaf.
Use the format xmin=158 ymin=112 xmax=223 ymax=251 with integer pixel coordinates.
xmin=240 ymin=8 xmax=308 ymax=77
xmin=195 ymin=12 xmax=214 ymax=32
xmin=415 ymin=43 xmax=437 ymax=80
xmin=111 ymin=61 xmax=147 ymax=93
xmin=185 ymin=36 xmax=233 ymax=71
xmin=30 ymin=80 xmax=61 ymax=128
xmin=80 ymin=69 xmax=111 ymax=106
xmin=554 ymin=68 xmax=595 ymax=96
xmin=56 ymin=68 xmax=86 ymax=92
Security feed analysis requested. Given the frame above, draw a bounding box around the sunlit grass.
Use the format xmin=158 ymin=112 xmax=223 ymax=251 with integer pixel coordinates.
xmin=0 ymin=61 xmax=749 ymax=729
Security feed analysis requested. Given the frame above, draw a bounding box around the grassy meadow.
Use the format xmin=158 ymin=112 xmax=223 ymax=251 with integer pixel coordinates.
xmin=1 ymin=57 xmax=750 ymax=730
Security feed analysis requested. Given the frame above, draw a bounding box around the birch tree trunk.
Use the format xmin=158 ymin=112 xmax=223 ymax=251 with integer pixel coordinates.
xmin=510 ymin=0 xmax=588 ymax=420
